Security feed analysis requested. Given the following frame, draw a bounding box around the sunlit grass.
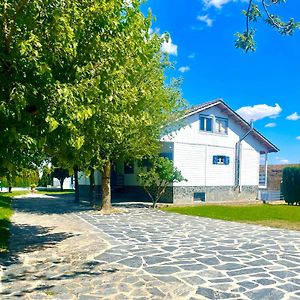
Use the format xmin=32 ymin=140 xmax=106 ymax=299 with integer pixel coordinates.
xmin=162 ymin=204 xmax=300 ymax=231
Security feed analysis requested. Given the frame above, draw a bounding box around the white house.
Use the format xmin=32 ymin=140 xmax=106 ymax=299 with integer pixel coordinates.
xmin=78 ymin=99 xmax=279 ymax=204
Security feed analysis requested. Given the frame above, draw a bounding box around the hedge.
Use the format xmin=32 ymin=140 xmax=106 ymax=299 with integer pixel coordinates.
xmin=282 ymin=167 xmax=300 ymax=205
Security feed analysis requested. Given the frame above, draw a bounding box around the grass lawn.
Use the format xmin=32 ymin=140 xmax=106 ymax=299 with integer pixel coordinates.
xmin=162 ymin=204 xmax=300 ymax=231
xmin=0 ymin=191 xmax=30 ymax=252
xmin=36 ymin=189 xmax=75 ymax=195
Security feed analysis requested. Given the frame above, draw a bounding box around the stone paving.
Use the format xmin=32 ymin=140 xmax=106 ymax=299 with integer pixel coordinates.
xmin=77 ymin=205 xmax=300 ymax=300
xmin=0 ymin=194 xmax=300 ymax=299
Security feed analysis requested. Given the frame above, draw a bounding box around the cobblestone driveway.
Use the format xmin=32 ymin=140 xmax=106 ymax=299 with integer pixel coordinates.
xmin=1 ymin=194 xmax=300 ymax=299
xmin=78 ymin=205 xmax=300 ymax=300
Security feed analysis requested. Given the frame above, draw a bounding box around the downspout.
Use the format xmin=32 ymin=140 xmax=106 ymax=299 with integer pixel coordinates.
xmin=235 ymin=120 xmax=254 ymax=193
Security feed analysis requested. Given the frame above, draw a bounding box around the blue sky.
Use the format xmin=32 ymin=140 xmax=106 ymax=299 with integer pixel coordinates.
xmin=142 ymin=0 xmax=300 ymax=165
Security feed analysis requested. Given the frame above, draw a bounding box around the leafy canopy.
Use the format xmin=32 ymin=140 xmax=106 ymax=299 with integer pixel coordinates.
xmin=139 ymin=157 xmax=185 ymax=208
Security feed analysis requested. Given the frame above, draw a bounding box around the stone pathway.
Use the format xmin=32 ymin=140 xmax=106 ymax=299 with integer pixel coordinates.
xmin=0 ymin=194 xmax=300 ymax=299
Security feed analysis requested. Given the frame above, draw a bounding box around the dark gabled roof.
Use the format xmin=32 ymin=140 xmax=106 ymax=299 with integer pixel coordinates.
xmin=185 ymin=99 xmax=221 ymax=116
xmin=182 ymin=99 xmax=279 ymax=153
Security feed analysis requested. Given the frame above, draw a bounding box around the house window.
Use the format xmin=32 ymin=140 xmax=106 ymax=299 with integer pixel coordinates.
xmin=215 ymin=118 xmax=228 ymax=135
xmin=200 ymin=115 xmax=213 ymax=132
xmin=124 ymin=162 xmax=134 ymax=174
xmin=159 ymin=152 xmax=173 ymax=161
xmin=213 ymin=155 xmax=230 ymax=165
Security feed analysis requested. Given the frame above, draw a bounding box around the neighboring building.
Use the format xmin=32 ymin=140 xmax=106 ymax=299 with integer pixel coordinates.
xmin=53 ymin=177 xmax=74 ymax=190
xmin=79 ymin=99 xmax=279 ymax=204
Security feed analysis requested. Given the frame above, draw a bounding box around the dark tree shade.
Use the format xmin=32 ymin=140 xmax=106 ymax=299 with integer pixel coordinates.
xmin=52 ymin=168 xmax=69 ymax=191
xmin=282 ymin=167 xmax=300 ymax=205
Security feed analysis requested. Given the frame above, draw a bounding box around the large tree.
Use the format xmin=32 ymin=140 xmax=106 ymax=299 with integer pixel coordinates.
xmin=236 ymin=0 xmax=300 ymax=52
xmin=0 ymin=0 xmax=184 ymax=211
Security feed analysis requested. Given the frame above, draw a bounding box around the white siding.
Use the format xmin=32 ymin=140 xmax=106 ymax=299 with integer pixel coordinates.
xmin=162 ymin=104 xmax=269 ymax=188
xmin=173 ymin=143 xmax=206 ymax=186
xmin=240 ymin=147 xmax=260 ymax=186
xmin=161 ymin=106 xmax=267 ymax=153
xmin=205 ymin=146 xmax=235 ymax=186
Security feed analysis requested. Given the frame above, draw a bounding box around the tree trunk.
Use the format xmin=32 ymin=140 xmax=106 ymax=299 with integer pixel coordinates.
xmin=8 ymin=186 xmax=12 ymax=193
xmin=74 ymin=166 xmax=79 ymax=203
xmin=101 ymin=161 xmax=112 ymax=211
xmin=89 ymin=167 xmax=95 ymax=206
xmin=60 ymin=178 xmax=64 ymax=191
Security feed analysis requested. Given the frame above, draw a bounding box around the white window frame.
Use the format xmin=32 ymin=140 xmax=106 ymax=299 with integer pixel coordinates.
xmin=199 ymin=115 xmax=213 ymax=133
xmin=215 ymin=117 xmax=228 ymax=135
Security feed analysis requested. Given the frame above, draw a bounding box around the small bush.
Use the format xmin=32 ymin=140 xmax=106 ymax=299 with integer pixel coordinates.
xmin=282 ymin=167 xmax=300 ymax=205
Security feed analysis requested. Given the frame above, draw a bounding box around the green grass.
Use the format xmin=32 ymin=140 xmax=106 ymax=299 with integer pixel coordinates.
xmin=36 ymin=189 xmax=74 ymax=195
xmin=162 ymin=204 xmax=300 ymax=231
xmin=0 ymin=191 xmax=29 ymax=252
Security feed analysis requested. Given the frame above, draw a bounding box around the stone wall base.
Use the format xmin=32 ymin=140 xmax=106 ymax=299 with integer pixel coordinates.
xmin=173 ymin=186 xmax=259 ymax=205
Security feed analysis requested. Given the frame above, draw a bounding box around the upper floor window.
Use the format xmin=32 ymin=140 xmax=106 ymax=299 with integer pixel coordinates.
xmin=215 ymin=117 xmax=228 ymax=135
xmin=199 ymin=114 xmax=228 ymax=135
xmin=200 ymin=115 xmax=212 ymax=132
xmin=159 ymin=152 xmax=173 ymax=161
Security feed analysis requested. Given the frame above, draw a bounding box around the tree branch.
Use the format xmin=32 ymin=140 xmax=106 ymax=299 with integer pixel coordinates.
xmin=262 ymin=0 xmax=286 ymax=30
xmin=246 ymin=0 xmax=253 ymax=35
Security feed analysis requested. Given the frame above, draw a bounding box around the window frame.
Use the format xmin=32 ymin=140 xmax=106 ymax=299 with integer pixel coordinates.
xmin=215 ymin=117 xmax=228 ymax=135
xmin=199 ymin=114 xmax=228 ymax=135
xmin=199 ymin=114 xmax=213 ymax=133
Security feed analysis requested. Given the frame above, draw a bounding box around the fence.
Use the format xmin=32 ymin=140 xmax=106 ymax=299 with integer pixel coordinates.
xmin=258 ymin=190 xmax=284 ymax=202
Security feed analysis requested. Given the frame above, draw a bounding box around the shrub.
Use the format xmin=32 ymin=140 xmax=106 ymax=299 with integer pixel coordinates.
xmin=138 ymin=157 xmax=185 ymax=208
xmin=282 ymin=167 xmax=300 ymax=205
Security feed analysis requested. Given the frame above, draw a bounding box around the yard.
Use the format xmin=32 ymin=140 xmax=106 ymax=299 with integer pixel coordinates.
xmin=162 ymin=204 xmax=300 ymax=231
xmin=0 ymin=191 xmax=30 ymax=252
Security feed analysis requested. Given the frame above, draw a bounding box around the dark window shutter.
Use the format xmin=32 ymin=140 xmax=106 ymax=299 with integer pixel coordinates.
xmin=213 ymin=156 xmax=218 ymax=165
xmin=225 ymin=156 xmax=230 ymax=165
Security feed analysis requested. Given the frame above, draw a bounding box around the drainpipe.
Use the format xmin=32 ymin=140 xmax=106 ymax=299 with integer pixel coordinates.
xmin=235 ymin=120 xmax=254 ymax=193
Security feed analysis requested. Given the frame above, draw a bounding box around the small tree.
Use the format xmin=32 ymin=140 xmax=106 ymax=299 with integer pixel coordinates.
xmin=52 ymin=168 xmax=70 ymax=191
xmin=138 ymin=157 xmax=185 ymax=208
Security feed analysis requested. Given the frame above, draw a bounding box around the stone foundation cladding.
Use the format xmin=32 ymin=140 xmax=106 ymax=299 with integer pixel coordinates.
xmin=173 ymin=185 xmax=259 ymax=205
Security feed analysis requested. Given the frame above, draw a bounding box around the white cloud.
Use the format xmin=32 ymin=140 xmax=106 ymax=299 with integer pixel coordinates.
xmin=265 ymin=122 xmax=277 ymax=128
xmin=286 ymin=112 xmax=300 ymax=121
xmin=178 ymin=66 xmax=190 ymax=73
xmin=203 ymin=0 xmax=232 ymax=9
xmin=296 ymin=136 xmax=300 ymax=140
xmin=161 ymin=35 xmax=178 ymax=56
xmin=280 ymin=159 xmax=289 ymax=164
xmin=188 ymin=53 xmax=196 ymax=59
xmin=236 ymin=103 xmax=282 ymax=122
xmin=148 ymin=27 xmax=160 ymax=35
xmin=197 ymin=15 xmax=213 ymax=27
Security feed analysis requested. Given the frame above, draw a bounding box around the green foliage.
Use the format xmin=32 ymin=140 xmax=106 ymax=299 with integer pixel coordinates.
xmin=0 ymin=0 xmax=184 ymax=209
xmin=0 ymin=168 xmax=39 ymax=188
xmin=236 ymin=0 xmax=300 ymax=52
xmin=38 ymin=165 xmax=53 ymax=187
xmin=0 ymin=194 xmax=12 ymax=251
xmin=282 ymin=167 xmax=300 ymax=205
xmin=0 ymin=191 xmax=29 ymax=251
xmin=139 ymin=157 xmax=185 ymax=208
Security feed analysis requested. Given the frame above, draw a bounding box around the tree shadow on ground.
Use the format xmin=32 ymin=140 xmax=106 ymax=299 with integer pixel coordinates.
xmin=0 ymin=253 xmax=119 ymax=298
xmin=0 ymin=223 xmax=75 ymax=267
xmin=12 ymin=194 xmax=92 ymax=215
